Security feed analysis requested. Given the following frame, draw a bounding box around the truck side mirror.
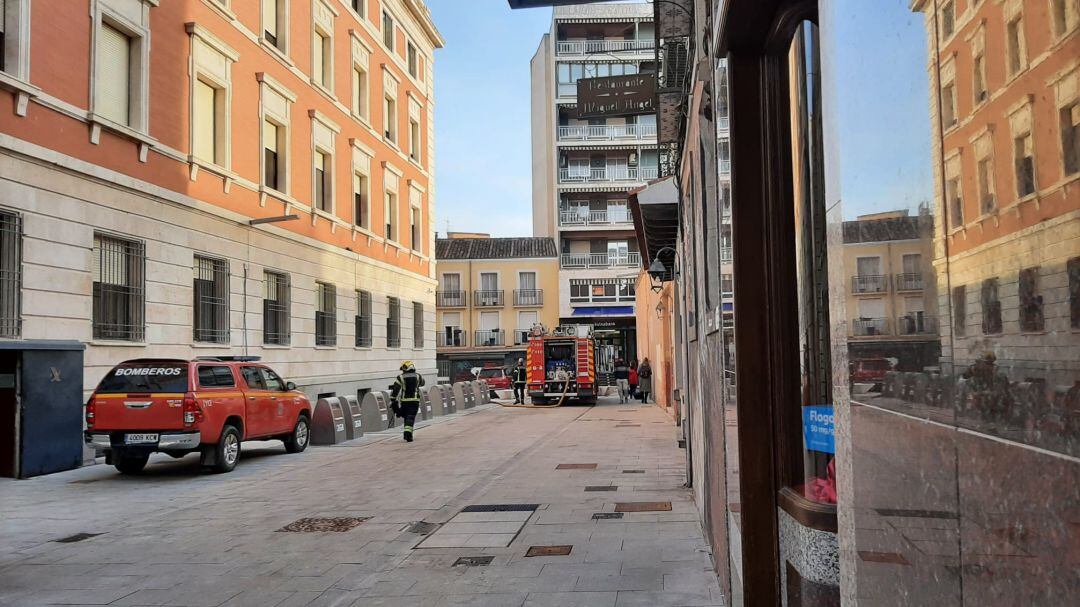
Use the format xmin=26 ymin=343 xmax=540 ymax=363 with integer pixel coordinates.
xmin=286 ymin=381 xmax=297 ymax=391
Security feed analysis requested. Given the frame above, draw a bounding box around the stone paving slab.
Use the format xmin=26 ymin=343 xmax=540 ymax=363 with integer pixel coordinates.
xmin=0 ymin=398 xmax=723 ymax=607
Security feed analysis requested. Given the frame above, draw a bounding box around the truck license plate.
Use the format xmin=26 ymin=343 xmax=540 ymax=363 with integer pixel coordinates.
xmin=124 ymin=433 xmax=159 ymax=444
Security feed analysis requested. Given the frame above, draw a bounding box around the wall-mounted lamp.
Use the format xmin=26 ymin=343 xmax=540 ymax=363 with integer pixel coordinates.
xmin=647 ymin=246 xmax=679 ymax=293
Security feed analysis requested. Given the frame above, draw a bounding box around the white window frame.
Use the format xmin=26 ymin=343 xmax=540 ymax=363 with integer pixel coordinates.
xmin=350 ymin=31 xmax=371 ymax=123
xmin=310 ymin=110 xmax=341 ymax=215
xmin=381 ymin=8 xmax=394 ymax=52
xmin=1004 ymin=5 xmax=1028 ymax=77
xmin=258 ymin=73 xmax=296 ymax=197
xmin=261 ymin=0 xmax=289 ymax=54
xmin=408 ymin=181 xmax=424 ymax=252
xmin=311 ymin=0 xmax=337 ymax=94
xmin=383 ymin=162 xmax=402 ymax=243
xmin=90 ymin=2 xmax=152 ymax=135
xmin=186 ymin=25 xmax=237 ymax=171
xmin=1 ymin=0 xmax=32 ymax=89
xmin=383 ymin=68 xmax=400 ymax=144
xmin=1050 ymin=0 xmax=1080 ymax=38
xmin=351 ymin=139 xmax=373 ymax=230
xmin=1052 ymin=66 xmax=1079 ymax=177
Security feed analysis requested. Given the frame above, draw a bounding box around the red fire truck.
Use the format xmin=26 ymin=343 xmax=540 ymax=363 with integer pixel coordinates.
xmin=525 ymin=327 xmax=597 ymax=405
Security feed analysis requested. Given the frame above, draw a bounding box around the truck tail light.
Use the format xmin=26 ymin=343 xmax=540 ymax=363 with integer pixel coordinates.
xmin=183 ymin=393 xmax=204 ymax=427
xmin=85 ymin=397 xmax=96 ymax=430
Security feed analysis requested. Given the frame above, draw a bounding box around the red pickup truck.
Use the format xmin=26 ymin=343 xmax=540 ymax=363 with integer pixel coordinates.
xmin=85 ymin=357 xmax=311 ymax=474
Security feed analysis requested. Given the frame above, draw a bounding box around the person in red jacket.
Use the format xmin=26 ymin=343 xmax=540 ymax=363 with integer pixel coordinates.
xmin=629 ymin=360 xmax=639 ymax=401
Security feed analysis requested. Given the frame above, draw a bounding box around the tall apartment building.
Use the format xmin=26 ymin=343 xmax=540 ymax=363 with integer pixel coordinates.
xmin=0 ymin=0 xmax=443 ymax=417
xmin=530 ymin=2 xmax=656 ymax=369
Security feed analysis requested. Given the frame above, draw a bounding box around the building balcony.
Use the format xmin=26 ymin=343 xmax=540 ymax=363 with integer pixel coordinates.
xmin=437 ymin=330 xmax=467 ymax=348
xmin=436 ymin=290 xmax=467 ymax=307
xmin=569 ymin=278 xmax=637 ymax=305
xmin=561 ymin=251 xmax=641 ymax=269
xmin=558 ymin=208 xmax=634 ymax=227
xmin=474 ymin=329 xmax=505 ymax=347
xmin=895 ymin=272 xmax=924 ymax=292
xmin=556 ymin=39 xmax=655 ymax=56
xmin=557 ymin=124 xmax=657 ymax=142
xmin=514 ymin=329 xmax=532 ymax=345
xmin=514 ymin=289 xmax=544 ymax=307
xmin=720 ymin=247 xmax=733 ymax=263
xmin=719 ymin=160 xmax=731 ymax=174
xmin=473 ymin=290 xmax=504 ymax=307
xmin=852 ymin=318 xmax=889 ymax=337
xmin=558 ymin=166 xmax=659 ymax=184
xmin=896 ymin=315 xmax=937 ymax=336
xmin=851 ymin=275 xmax=888 ymax=294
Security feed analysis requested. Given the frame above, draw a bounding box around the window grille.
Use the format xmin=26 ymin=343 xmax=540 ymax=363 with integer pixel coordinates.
xmin=193 ymin=255 xmax=230 ymax=343
xmin=264 ymin=270 xmax=290 ymax=345
xmin=93 ymin=233 xmax=145 ymax=341
xmin=355 ymin=289 xmax=372 ymax=347
xmin=316 ymin=282 xmax=337 ymax=346
xmin=413 ymin=301 xmax=424 ymax=348
xmin=387 ymin=296 xmax=401 ymax=348
xmin=0 ymin=211 xmax=22 ymax=338
xmin=951 ymin=285 xmax=966 ymax=337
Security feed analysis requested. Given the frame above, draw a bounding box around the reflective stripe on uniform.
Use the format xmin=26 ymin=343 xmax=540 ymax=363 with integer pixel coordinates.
xmin=404 ymin=426 xmax=413 ymax=431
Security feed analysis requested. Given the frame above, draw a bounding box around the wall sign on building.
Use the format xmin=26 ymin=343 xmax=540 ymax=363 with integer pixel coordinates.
xmin=576 ymin=74 xmax=657 ymax=118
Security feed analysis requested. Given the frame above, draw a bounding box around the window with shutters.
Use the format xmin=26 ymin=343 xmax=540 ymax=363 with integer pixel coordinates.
xmin=263 ymin=120 xmax=282 ymax=191
xmin=264 ymin=270 xmax=290 ymax=345
xmin=407 ymin=41 xmax=418 ymax=78
xmin=353 ymin=64 xmax=369 ymax=119
xmin=314 ymin=151 xmax=331 ymax=212
xmin=385 ymin=189 xmax=397 ymax=242
xmin=262 ymin=0 xmax=287 ymax=52
xmin=413 ymin=301 xmax=424 ymax=348
xmin=355 ymin=289 xmax=372 ymax=347
xmin=1014 ymin=131 xmax=1035 ymax=197
xmin=0 ymin=210 xmax=22 ymax=338
xmin=1062 ymin=101 xmax=1079 ymax=176
xmin=354 ymin=171 xmax=370 ymax=229
xmin=193 ymin=255 xmax=230 ymax=344
xmin=1006 ymin=15 xmax=1026 ymax=76
xmin=1018 ymin=267 xmax=1044 ymax=333
xmin=93 ymin=233 xmax=145 ymax=342
xmin=313 ymin=29 xmax=331 ymax=90
xmin=387 ymin=296 xmax=401 ymax=348
xmin=260 ymin=75 xmax=292 ymax=195
xmin=95 ymin=22 xmax=133 ymax=126
xmin=951 ymin=285 xmax=966 ymax=337
xmin=384 ymin=86 xmax=398 ymax=143
xmin=188 ymin=30 xmax=235 ymax=170
xmin=980 ymin=278 xmax=1002 ymax=335
xmin=316 ymin=282 xmax=337 ymax=347
xmin=382 ymin=10 xmax=394 ymax=51
xmin=193 ymin=79 xmax=223 ymax=165
xmin=410 ymin=205 xmax=420 ymax=251
xmin=409 ymin=118 xmax=421 ymax=163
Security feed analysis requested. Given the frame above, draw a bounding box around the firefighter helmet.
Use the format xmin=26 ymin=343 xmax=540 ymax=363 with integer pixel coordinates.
xmin=400 ymin=360 xmax=416 ymax=372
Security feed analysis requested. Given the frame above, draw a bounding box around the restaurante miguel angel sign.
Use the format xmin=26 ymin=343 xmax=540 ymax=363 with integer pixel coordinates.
xmin=576 ymin=73 xmax=657 ymax=119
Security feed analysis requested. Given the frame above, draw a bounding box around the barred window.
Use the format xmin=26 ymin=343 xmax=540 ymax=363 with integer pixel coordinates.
xmin=264 ymin=270 xmax=290 ymax=345
xmin=0 ymin=211 xmax=22 ymax=338
xmin=93 ymin=233 xmax=145 ymax=341
xmin=387 ymin=296 xmax=401 ymax=348
xmin=316 ymin=282 xmax=336 ymax=347
xmin=193 ymin=256 xmax=230 ymax=343
xmin=980 ymin=278 xmax=1002 ymax=335
xmin=355 ymin=289 xmax=372 ymax=347
xmin=413 ymin=301 xmax=424 ymax=348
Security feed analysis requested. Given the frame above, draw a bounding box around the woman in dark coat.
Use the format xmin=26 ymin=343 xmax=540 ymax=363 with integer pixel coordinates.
xmin=637 ymin=358 xmax=653 ymax=403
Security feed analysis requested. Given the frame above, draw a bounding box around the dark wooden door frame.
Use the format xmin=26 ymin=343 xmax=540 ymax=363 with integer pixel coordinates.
xmin=722 ymin=0 xmax=817 ymax=604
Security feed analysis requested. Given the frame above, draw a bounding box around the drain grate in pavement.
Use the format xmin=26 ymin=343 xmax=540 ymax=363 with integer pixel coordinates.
xmin=592 ymin=512 xmax=624 ymax=520
xmin=623 ymin=469 xmax=646 ymax=474
xmin=526 ymin=545 xmax=573 ymax=557
xmin=615 ymin=502 xmax=672 ymax=513
xmin=585 ymin=486 xmax=618 ymax=492
xmin=406 ymin=521 xmax=440 ymax=534
xmin=460 ymin=504 xmax=540 ymax=513
xmin=277 ymin=517 xmax=371 ymax=533
xmin=615 ymin=424 xmax=641 ymax=428
xmin=556 ymin=463 xmax=597 ymax=470
xmin=453 ymin=556 xmax=495 ymax=567
xmin=53 ymin=532 xmax=102 ymax=543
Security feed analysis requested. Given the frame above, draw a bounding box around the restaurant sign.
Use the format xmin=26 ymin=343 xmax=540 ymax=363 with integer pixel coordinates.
xmin=576 ymin=73 xmax=657 ymax=119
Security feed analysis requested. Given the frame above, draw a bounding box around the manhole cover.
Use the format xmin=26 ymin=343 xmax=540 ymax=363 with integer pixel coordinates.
xmin=526 ymin=545 xmax=573 ymax=557
xmin=584 ymin=486 xmax=617 ymax=492
xmin=277 ymin=517 xmax=370 ymax=532
xmin=623 ymin=470 xmax=645 ymax=474
xmin=406 ymin=521 xmax=439 ymax=534
xmin=53 ymin=533 xmax=102 ymax=543
xmin=592 ymin=512 xmax=624 ymax=520
xmin=615 ymin=502 xmax=672 ymax=513
xmin=461 ymin=504 xmax=540 ymax=513
xmin=453 ymin=556 xmax=495 ymax=567
xmin=556 ymin=463 xmax=597 ymax=470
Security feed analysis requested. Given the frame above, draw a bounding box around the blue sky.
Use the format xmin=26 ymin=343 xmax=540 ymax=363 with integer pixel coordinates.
xmin=426 ymin=0 xmax=552 ymax=237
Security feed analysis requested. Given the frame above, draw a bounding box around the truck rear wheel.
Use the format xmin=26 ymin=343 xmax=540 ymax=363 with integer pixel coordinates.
xmin=211 ymin=425 xmax=241 ymax=473
xmin=284 ymin=415 xmax=310 ymax=454
xmin=114 ymin=450 xmax=150 ymax=475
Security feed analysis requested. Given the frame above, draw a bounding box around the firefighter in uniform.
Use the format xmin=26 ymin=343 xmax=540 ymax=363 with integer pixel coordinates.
xmin=391 ymin=361 xmax=425 ymax=442
xmin=511 ymin=358 xmax=528 ymax=404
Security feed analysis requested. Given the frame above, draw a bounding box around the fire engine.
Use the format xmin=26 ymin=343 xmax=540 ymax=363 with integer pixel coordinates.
xmin=525 ymin=325 xmax=597 ymax=405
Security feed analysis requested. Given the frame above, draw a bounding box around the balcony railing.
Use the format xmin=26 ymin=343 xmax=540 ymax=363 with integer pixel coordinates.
xmin=437 ymin=330 xmax=466 ymax=347
xmin=851 ymin=275 xmax=888 ymax=294
xmin=560 ymin=251 xmax=641 ymax=269
xmin=895 ymin=273 xmax=924 ymax=291
xmin=474 ymin=329 xmax=505 ymax=347
xmin=557 ymin=124 xmax=657 ymax=142
xmin=558 ymin=208 xmax=633 ymax=226
xmin=556 ymin=39 xmax=655 ymax=55
xmin=896 ymin=315 xmax=937 ymax=335
xmin=720 ymin=247 xmax=733 ymax=263
xmin=558 ymin=166 xmax=659 ymax=184
xmin=514 ymin=329 xmax=532 ymax=345
xmin=514 ymin=289 xmax=544 ymax=306
xmin=852 ymin=318 xmax=889 ymax=337
xmin=436 ymin=290 xmax=467 ymax=307
xmin=473 ymin=290 xmax=504 ymax=307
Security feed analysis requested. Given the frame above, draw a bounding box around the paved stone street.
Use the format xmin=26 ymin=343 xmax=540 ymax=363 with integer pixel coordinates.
xmin=0 ymin=398 xmax=723 ymax=607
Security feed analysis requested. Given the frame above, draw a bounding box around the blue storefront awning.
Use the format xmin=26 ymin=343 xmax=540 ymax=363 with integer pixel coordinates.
xmin=572 ymin=306 xmax=635 ymax=316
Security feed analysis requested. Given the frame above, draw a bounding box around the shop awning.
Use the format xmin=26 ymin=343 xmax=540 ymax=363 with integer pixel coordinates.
xmin=629 ymin=176 xmax=679 ymax=281
xmin=572 ymin=306 xmax=635 ymax=316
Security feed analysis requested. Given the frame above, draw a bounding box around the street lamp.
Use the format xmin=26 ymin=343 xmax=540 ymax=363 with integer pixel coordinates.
xmin=647 ymin=246 xmax=678 ymax=293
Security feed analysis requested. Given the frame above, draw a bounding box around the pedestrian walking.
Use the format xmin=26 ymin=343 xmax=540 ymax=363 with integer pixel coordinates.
xmin=614 ymin=358 xmax=631 ymax=403
xmin=511 ymin=358 xmax=528 ymax=404
xmin=629 ymin=360 xmax=639 ymax=401
xmin=390 ymin=360 xmax=425 ymax=442
xmin=638 ymin=358 xmax=653 ymax=403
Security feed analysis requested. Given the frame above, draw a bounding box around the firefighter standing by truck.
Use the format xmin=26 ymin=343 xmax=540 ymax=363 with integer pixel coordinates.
xmin=511 ymin=358 xmax=528 ymax=404
xmin=391 ymin=361 xmax=425 ymax=442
